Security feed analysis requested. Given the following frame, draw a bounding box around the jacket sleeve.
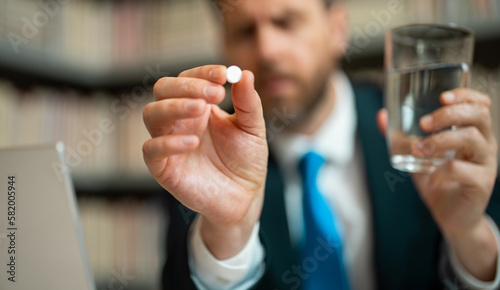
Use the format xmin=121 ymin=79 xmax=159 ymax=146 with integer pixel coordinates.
xmin=162 ymin=194 xmax=276 ymax=290
xmin=439 ymin=176 xmax=500 ymax=289
xmin=162 ymin=194 xmax=197 ymax=290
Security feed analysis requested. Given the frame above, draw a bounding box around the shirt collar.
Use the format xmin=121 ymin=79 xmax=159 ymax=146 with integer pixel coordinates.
xmin=269 ymin=71 xmax=357 ymax=169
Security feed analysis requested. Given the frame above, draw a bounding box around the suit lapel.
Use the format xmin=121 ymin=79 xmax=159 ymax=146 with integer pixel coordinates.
xmin=353 ymin=84 xmax=442 ymax=289
xmin=260 ymin=154 xmax=299 ymax=288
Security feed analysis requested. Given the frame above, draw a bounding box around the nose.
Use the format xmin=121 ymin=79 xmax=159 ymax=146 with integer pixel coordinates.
xmin=255 ymin=25 xmax=282 ymax=64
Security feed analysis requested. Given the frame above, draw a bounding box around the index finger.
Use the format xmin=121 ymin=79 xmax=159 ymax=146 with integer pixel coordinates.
xmin=179 ymin=65 xmax=228 ymax=85
xmin=441 ymin=88 xmax=491 ymax=108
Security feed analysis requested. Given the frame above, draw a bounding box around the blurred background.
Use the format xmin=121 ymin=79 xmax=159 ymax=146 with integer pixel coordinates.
xmin=0 ymin=0 xmax=499 ymax=289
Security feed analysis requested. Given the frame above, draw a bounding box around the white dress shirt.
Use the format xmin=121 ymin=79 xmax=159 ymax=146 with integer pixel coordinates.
xmin=187 ymin=71 xmax=500 ymax=290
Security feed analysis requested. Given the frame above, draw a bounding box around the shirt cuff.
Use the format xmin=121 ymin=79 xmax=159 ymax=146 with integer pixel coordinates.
xmin=187 ymin=215 xmax=264 ymax=290
xmin=448 ymin=215 xmax=500 ymax=289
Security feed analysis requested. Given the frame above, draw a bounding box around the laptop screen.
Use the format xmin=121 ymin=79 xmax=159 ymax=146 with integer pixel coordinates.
xmin=0 ymin=142 xmax=94 ymax=290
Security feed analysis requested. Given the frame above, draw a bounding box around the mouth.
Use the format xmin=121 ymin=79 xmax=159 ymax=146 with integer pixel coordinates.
xmin=258 ymin=75 xmax=296 ymax=97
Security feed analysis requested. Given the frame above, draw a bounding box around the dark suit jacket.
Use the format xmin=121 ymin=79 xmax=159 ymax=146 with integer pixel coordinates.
xmin=163 ymin=84 xmax=500 ymax=290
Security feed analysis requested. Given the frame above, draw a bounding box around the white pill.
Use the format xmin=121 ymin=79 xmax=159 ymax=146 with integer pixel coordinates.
xmin=226 ymin=65 xmax=242 ymax=84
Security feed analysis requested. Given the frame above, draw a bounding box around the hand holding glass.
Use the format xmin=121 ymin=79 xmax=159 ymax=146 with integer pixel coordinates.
xmin=384 ymin=24 xmax=474 ymax=173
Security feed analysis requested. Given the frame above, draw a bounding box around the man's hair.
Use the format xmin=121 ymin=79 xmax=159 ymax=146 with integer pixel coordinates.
xmin=324 ymin=0 xmax=336 ymax=7
xmin=214 ymin=0 xmax=336 ymax=8
xmin=211 ymin=0 xmax=337 ymax=21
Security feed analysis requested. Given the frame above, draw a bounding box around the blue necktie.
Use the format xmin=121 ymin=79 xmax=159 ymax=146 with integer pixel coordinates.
xmin=299 ymin=152 xmax=350 ymax=290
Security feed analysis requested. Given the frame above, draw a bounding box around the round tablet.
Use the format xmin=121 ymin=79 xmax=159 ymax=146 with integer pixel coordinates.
xmin=226 ymin=65 xmax=242 ymax=84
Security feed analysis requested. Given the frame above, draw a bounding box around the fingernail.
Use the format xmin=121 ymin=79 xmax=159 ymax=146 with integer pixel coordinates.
xmin=443 ymin=92 xmax=455 ymax=102
xmin=412 ymin=142 xmax=424 ymax=157
xmin=181 ymin=136 xmax=197 ymax=146
xmin=185 ymin=100 xmax=201 ymax=112
xmin=205 ymin=85 xmax=221 ymax=99
xmin=421 ymin=115 xmax=433 ymax=128
xmin=209 ymin=68 xmax=220 ymax=80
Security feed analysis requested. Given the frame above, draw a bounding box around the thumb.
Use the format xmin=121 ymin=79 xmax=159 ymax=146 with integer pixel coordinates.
xmin=376 ymin=108 xmax=388 ymax=137
xmin=231 ymin=70 xmax=265 ymax=136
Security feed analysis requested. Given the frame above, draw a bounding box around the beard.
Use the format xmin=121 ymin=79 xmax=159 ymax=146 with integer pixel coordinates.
xmin=256 ymin=62 xmax=332 ymax=132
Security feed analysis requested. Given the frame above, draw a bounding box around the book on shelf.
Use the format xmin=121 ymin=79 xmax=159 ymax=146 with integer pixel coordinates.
xmin=0 ymin=80 xmax=154 ymax=182
xmin=0 ymin=0 xmax=220 ymax=74
xmin=78 ymin=196 xmax=166 ymax=290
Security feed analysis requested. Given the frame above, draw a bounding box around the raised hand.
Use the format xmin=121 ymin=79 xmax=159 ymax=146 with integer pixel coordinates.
xmin=142 ymin=65 xmax=268 ymax=258
xmin=377 ymin=88 xmax=498 ymax=281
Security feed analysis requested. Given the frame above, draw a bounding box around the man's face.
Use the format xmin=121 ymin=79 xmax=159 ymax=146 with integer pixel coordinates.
xmin=222 ymin=0 xmax=348 ymax=123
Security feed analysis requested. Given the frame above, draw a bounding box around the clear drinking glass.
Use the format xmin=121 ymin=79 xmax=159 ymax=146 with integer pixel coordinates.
xmin=384 ymin=23 xmax=474 ymax=173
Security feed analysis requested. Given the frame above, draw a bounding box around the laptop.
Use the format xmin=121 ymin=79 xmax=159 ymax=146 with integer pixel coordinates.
xmin=0 ymin=142 xmax=95 ymax=290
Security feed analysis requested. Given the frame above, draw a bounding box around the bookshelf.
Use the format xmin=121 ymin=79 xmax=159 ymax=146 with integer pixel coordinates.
xmin=344 ymin=0 xmax=500 ymax=60
xmin=78 ymin=195 xmax=167 ymax=290
xmin=0 ymin=0 xmax=221 ymax=289
xmin=0 ymin=0 xmax=221 ymax=89
xmin=1 ymin=0 xmax=500 ymax=289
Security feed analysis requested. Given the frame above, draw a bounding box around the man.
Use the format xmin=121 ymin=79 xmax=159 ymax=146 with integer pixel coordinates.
xmin=142 ymin=0 xmax=500 ymax=289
